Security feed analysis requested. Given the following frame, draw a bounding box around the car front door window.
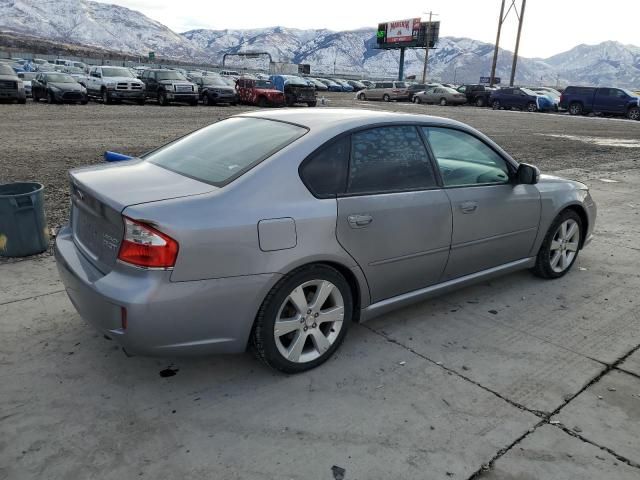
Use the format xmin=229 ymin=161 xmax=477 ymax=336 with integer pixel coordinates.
xmin=422 ymin=127 xmax=510 ymax=186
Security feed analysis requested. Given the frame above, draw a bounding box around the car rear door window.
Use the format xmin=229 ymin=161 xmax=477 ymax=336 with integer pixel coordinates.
xmin=423 ymin=127 xmax=510 ymax=187
xmin=146 ymin=117 xmax=307 ymax=186
xmin=347 ymin=126 xmax=437 ymax=194
xmin=300 ymin=137 xmax=349 ymax=197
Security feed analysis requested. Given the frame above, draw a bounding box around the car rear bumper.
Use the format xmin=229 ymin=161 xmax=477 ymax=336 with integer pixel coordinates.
xmin=55 ymin=226 xmax=280 ymax=356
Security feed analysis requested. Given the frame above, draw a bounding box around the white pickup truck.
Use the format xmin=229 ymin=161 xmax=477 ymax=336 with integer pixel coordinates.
xmin=85 ymin=66 xmax=145 ymax=105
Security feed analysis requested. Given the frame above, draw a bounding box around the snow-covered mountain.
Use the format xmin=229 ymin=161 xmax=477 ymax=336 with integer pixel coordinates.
xmin=1 ymin=0 xmax=639 ymax=88
xmin=0 ymin=0 xmax=207 ymax=60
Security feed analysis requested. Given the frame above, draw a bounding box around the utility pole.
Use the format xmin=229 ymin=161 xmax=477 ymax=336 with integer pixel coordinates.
xmin=421 ymin=11 xmax=436 ymax=84
xmin=489 ymin=0 xmax=505 ymax=87
xmin=509 ymin=0 xmax=526 ymax=86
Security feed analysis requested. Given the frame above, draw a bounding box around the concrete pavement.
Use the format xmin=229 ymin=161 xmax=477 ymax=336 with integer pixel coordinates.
xmin=1 ymin=164 xmax=639 ymax=479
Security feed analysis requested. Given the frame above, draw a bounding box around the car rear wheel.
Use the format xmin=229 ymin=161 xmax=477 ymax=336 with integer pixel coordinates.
xmin=627 ymin=106 xmax=640 ymax=121
xmin=252 ymin=265 xmax=353 ymax=373
xmin=383 ymin=94 xmax=390 ymax=102
xmin=475 ymin=97 xmax=485 ymax=107
xmin=257 ymin=96 xmax=267 ymax=108
xmin=568 ymin=102 xmax=583 ymax=116
xmin=439 ymin=98 xmax=447 ymax=106
xmin=532 ymin=210 xmax=582 ymax=279
xmin=527 ymin=102 xmax=538 ymax=112
xmin=492 ymin=100 xmax=501 ymax=110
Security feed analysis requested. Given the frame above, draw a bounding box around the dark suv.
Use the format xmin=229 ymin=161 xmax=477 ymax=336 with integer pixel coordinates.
xmin=559 ymin=86 xmax=640 ymax=120
xmin=195 ymin=76 xmax=237 ymax=106
xmin=141 ymin=69 xmax=198 ymax=106
xmin=456 ymin=84 xmax=494 ymax=107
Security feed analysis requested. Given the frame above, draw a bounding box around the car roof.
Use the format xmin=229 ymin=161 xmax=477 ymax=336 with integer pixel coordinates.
xmin=238 ymin=108 xmax=468 ymax=131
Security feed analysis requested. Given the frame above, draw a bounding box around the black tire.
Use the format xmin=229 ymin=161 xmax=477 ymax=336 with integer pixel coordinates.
xmin=413 ymin=96 xmax=422 ymax=104
xmin=359 ymin=92 xmax=366 ymax=101
xmin=532 ymin=209 xmax=583 ymax=279
xmin=568 ymin=102 xmax=583 ymax=116
xmin=257 ymin=96 xmax=267 ymax=108
xmin=137 ymin=98 xmax=145 ymax=106
xmin=80 ymin=100 xmax=88 ymax=105
xmin=47 ymin=91 xmax=55 ymax=104
xmin=252 ymin=264 xmax=353 ymax=373
xmin=158 ymin=90 xmax=169 ymax=106
xmin=33 ymin=93 xmax=39 ymax=102
xmin=492 ymin=100 xmax=501 ymax=110
xmin=190 ymin=99 xmax=198 ymax=106
xmin=439 ymin=97 xmax=447 ymax=106
xmin=627 ymin=106 xmax=640 ymax=121
xmin=527 ymin=102 xmax=538 ymax=112
xmin=307 ymin=101 xmax=317 ymax=107
xmin=382 ymin=94 xmax=391 ymax=102
xmin=18 ymin=98 xmax=26 ymax=104
xmin=475 ymin=97 xmax=485 ymax=107
xmin=202 ymin=94 xmax=210 ymax=106
xmin=102 ymin=88 xmax=111 ymax=105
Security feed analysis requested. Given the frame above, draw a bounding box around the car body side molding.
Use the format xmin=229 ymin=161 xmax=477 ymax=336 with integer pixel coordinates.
xmin=360 ymin=257 xmax=536 ymax=322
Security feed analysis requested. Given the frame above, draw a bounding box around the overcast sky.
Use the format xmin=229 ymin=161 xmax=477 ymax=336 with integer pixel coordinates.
xmin=97 ymin=0 xmax=640 ymax=58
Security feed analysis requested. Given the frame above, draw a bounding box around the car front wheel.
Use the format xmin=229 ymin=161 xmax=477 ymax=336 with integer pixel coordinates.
xmin=492 ymin=100 xmax=501 ymax=110
xmin=627 ymin=106 xmax=640 ymax=121
xmin=383 ymin=94 xmax=390 ymax=102
xmin=252 ymin=265 xmax=353 ymax=373
xmin=532 ymin=210 xmax=582 ymax=279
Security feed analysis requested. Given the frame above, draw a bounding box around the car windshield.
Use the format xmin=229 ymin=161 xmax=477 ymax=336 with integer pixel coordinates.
xmin=146 ymin=118 xmax=307 ymax=186
xmin=46 ymin=74 xmax=75 ymax=83
xmin=0 ymin=65 xmax=15 ymax=75
xmin=202 ymin=77 xmax=227 ymax=86
xmin=442 ymin=87 xmax=458 ymax=94
xmin=285 ymin=76 xmax=309 ymax=86
xmin=156 ymin=71 xmax=187 ymax=81
xmin=102 ymin=67 xmax=134 ymax=78
xmin=255 ymin=80 xmax=273 ymax=88
xmin=622 ymin=89 xmax=638 ymax=97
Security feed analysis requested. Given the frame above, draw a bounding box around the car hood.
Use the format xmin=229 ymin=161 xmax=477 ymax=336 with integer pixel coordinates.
xmin=538 ymin=174 xmax=587 ymax=190
xmin=105 ymin=76 xmax=142 ymax=84
xmin=69 ymin=159 xmax=217 ymax=212
xmin=49 ymin=82 xmax=83 ymax=91
xmin=159 ymin=80 xmax=193 ymax=86
xmin=0 ymin=74 xmax=19 ymax=81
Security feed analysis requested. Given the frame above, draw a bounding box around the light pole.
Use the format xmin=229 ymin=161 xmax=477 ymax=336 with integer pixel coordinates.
xmin=421 ymin=11 xmax=439 ymax=84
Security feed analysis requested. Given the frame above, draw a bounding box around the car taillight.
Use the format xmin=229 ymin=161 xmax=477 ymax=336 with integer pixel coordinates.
xmin=118 ymin=217 xmax=178 ymax=269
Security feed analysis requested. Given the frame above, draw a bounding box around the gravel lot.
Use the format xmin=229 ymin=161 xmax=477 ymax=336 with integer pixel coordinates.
xmin=1 ymin=92 xmax=640 ymax=479
xmin=1 ymin=92 xmax=639 ymax=230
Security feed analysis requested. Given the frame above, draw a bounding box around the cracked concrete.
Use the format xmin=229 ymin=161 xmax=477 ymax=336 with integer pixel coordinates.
xmin=1 ymin=103 xmax=639 ymax=479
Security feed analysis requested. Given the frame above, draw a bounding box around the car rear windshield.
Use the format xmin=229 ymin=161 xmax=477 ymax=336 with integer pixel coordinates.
xmin=146 ymin=117 xmax=307 ymax=186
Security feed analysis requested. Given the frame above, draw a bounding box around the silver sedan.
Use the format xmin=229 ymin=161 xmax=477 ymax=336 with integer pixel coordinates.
xmin=55 ymin=109 xmax=596 ymax=373
xmin=413 ymin=86 xmax=467 ymax=106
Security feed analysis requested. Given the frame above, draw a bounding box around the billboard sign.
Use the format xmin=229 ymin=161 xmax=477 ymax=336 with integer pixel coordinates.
xmin=386 ymin=18 xmax=421 ymax=43
xmin=480 ymin=76 xmax=501 ymax=84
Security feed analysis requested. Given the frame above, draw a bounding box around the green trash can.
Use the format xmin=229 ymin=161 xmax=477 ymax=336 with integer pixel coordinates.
xmin=0 ymin=182 xmax=49 ymax=257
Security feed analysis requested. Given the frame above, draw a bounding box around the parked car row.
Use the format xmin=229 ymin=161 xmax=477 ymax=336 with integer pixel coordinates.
xmin=354 ymin=80 xmax=639 ymax=120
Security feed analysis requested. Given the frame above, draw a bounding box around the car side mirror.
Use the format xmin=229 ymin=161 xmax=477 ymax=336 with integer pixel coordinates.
xmin=516 ymin=163 xmax=540 ymax=184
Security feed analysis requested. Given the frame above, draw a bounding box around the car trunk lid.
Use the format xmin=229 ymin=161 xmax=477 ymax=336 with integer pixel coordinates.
xmin=69 ymin=159 xmax=216 ymax=274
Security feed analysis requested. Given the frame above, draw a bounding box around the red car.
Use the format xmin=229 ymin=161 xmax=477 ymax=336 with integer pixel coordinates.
xmin=236 ymin=78 xmax=285 ymax=107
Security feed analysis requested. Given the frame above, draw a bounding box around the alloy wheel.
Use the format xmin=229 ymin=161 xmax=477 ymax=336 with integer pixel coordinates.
xmin=273 ymin=279 xmax=345 ymax=363
xmin=549 ymin=219 xmax=580 ymax=273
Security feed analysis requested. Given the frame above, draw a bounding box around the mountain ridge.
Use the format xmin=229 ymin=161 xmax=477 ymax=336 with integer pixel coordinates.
xmin=1 ymin=0 xmax=639 ymax=87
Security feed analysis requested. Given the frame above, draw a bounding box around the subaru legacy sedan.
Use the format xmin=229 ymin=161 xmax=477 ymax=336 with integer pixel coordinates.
xmin=55 ymin=109 xmax=596 ymax=373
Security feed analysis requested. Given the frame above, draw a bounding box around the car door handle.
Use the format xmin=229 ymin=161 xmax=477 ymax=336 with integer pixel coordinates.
xmin=460 ymin=201 xmax=478 ymax=214
xmin=347 ymin=214 xmax=373 ymax=228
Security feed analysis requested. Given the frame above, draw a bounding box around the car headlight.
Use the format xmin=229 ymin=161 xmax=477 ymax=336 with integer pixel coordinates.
xmin=105 ymin=81 xmax=116 ymax=88
xmin=80 ymin=86 xmax=87 ymax=93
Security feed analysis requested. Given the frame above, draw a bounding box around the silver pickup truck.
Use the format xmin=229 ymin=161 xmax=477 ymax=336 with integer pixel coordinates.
xmin=0 ymin=64 xmax=26 ymax=104
xmin=85 ymin=66 xmax=145 ymax=105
